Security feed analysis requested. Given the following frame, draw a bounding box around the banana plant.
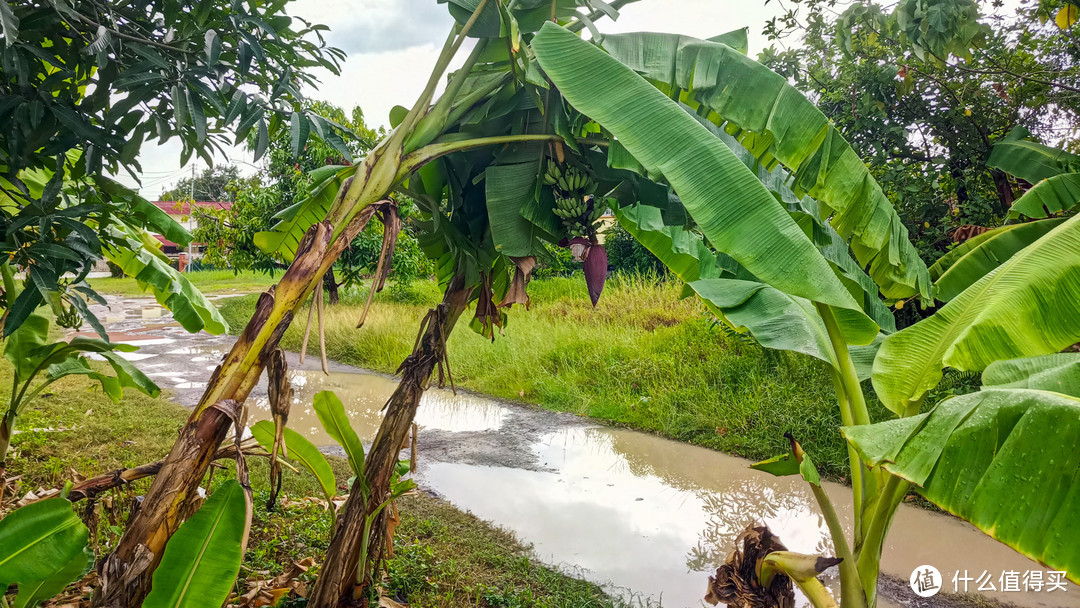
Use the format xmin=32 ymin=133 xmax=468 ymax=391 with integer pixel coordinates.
xmin=529 ymin=21 xmax=1080 ymax=608
xmin=0 ymin=306 xmax=159 ymax=477
xmin=0 ymin=496 xmax=90 ymax=608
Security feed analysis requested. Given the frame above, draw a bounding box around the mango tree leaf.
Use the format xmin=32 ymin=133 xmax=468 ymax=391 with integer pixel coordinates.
xmin=0 ymin=499 xmax=88 ymax=585
xmin=982 ymin=354 xmax=1080 ymax=398
xmin=250 ymin=420 xmax=336 ymax=501
xmin=872 ymin=213 xmax=1080 ymax=413
xmin=599 ymin=30 xmax=930 ymax=300
xmin=843 ymin=388 xmax=1080 ymax=582
xmin=13 ymin=548 xmax=92 ymax=608
xmin=144 ymin=480 xmax=250 ymax=608
xmin=686 ymin=278 xmax=878 ymax=367
xmin=313 ymin=390 xmax=365 ymax=476
xmin=254 ymin=164 xmax=356 ymax=262
xmin=533 ymin=23 xmax=868 ymax=314
xmin=929 ymin=218 xmax=1066 ymax=302
xmin=1007 ymin=173 xmax=1080 ymax=219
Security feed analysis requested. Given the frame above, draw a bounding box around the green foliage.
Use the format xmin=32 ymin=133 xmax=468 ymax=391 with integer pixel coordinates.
xmin=160 ymin=165 xmax=241 ymax=202
xmin=603 ymin=221 xmax=667 ymax=277
xmin=0 ymin=499 xmax=88 ymax=587
xmin=145 ymin=480 xmax=250 ymax=608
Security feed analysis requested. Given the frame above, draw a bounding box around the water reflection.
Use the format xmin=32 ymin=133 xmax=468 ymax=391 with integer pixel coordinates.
xmin=246 ymin=370 xmax=508 ymax=444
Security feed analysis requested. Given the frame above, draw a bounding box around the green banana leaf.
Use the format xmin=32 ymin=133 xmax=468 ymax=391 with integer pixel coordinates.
xmin=1007 ymin=173 xmax=1080 ymax=219
xmin=13 ymin=548 xmax=92 ymax=608
xmin=93 ymin=176 xmax=193 ymax=248
xmin=485 ymin=162 xmax=546 ymax=257
xmin=929 ymin=218 xmax=1066 ymax=302
xmin=686 ymin=279 xmax=878 ymax=367
xmin=104 ymin=229 xmax=227 ymax=335
xmin=598 ymin=30 xmax=930 ymax=300
xmin=313 ymin=390 xmax=366 ymax=476
xmin=707 ymin=27 xmax=749 ymax=54
xmin=872 ymin=214 xmax=1080 ymax=413
xmin=254 ymin=164 xmax=356 ymax=263
xmin=144 ymin=480 xmax=250 ymax=608
xmin=982 ymin=353 xmax=1080 ymax=398
xmin=0 ymin=499 xmax=88 ymax=585
xmin=843 ymin=388 xmax=1080 ymax=582
xmin=987 ymin=128 xmax=1080 ymax=184
xmin=615 ymin=205 xmax=722 ymax=283
xmin=533 ymin=23 xmax=870 ymax=317
xmin=250 ymin=420 xmax=337 ymax=501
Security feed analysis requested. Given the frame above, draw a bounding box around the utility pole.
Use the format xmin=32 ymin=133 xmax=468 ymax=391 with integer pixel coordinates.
xmin=187 ymin=164 xmax=195 ymax=272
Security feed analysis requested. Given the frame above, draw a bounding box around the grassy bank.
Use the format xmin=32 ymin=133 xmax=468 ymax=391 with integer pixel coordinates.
xmin=89 ymin=269 xmax=278 ymax=296
xmin=2 ymin=363 xmax=617 ymax=608
xmin=220 ymin=275 xmax=887 ymax=478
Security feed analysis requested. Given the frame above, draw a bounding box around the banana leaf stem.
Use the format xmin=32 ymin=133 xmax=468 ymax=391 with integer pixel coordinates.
xmin=810 ymin=483 xmax=866 ymax=608
xmin=857 ymin=473 xmax=911 ymax=607
xmin=399 ymin=134 xmax=562 ymax=176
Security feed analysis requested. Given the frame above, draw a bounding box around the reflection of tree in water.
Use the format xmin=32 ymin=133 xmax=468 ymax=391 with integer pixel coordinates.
xmin=686 ymin=479 xmax=829 ymax=572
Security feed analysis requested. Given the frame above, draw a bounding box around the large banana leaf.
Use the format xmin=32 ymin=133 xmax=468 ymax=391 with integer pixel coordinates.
xmin=313 ymin=390 xmax=366 ymax=476
xmin=13 ymin=548 xmax=91 ymax=608
xmin=982 ymin=353 xmax=1080 ymax=398
xmin=254 ymin=164 xmax=356 ymax=263
xmin=533 ymin=23 xmax=868 ymax=315
xmin=872 ymin=214 xmax=1080 ymax=413
xmin=1007 ymin=173 xmax=1080 ymax=219
xmin=250 ymin=420 xmax=337 ymax=501
xmin=843 ymin=388 xmax=1080 ymax=582
xmin=687 ymin=279 xmax=879 ymax=367
xmin=615 ymin=204 xmax=722 ymax=283
xmin=485 ymin=162 xmax=547 ymax=257
xmin=144 ymin=480 xmax=250 ymax=608
xmin=104 ymin=228 xmax=227 ymax=335
xmin=987 ymin=127 xmax=1080 ymax=184
xmin=929 ymin=218 xmax=1066 ymax=302
xmin=598 ymin=31 xmax=930 ymax=300
xmin=0 ymin=499 xmax=88 ymax=585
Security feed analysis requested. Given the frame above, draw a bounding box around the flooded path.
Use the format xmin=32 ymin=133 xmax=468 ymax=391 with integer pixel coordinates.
xmin=84 ymin=296 xmax=1078 ymax=608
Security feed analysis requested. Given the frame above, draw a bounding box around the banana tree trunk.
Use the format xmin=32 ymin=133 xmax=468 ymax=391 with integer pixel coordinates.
xmin=307 ymin=275 xmax=472 ymax=608
xmin=93 ymin=203 xmax=381 ymax=606
xmin=325 ymin=267 xmax=341 ymax=305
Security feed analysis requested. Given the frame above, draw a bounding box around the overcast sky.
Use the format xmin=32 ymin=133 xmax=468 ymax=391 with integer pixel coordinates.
xmin=124 ymin=0 xmax=790 ymax=198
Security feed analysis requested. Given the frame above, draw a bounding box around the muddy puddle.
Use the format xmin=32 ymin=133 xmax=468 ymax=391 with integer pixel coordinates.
xmin=82 ymin=297 xmax=1079 ymax=608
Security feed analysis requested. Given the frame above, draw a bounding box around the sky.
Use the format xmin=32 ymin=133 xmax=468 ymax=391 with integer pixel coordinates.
xmin=122 ymin=0 xmax=790 ymax=198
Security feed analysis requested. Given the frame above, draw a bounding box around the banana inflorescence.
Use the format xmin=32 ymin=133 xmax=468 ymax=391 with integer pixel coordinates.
xmin=543 ymin=160 xmax=606 ymax=238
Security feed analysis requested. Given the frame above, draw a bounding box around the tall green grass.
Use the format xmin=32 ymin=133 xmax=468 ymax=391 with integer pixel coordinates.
xmin=220 ymin=275 xmax=886 ymax=477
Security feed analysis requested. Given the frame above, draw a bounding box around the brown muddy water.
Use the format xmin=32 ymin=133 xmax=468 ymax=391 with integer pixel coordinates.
xmin=84 ymin=297 xmax=1079 ymax=608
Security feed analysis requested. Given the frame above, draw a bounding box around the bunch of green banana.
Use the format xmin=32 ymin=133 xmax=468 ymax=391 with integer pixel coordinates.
xmin=56 ymin=302 xmax=82 ymax=331
xmin=542 ymin=161 xmax=592 ymax=195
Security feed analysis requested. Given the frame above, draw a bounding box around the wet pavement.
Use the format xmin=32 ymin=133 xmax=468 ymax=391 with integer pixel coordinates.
xmin=80 ymin=295 xmax=1079 ymax=608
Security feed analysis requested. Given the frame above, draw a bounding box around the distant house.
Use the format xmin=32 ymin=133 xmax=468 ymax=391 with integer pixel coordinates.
xmin=150 ymin=201 xmax=232 ymax=257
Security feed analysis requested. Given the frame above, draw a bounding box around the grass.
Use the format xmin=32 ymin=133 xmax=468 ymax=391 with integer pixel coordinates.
xmin=219 ymin=274 xmax=890 ymax=479
xmin=89 ymin=269 xmax=278 ymax=296
xmin=2 ymin=361 xmax=620 ymax=608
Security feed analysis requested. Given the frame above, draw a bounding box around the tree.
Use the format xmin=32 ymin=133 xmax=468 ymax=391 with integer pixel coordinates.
xmin=160 ymin=165 xmax=241 ymax=202
xmin=757 ymin=0 xmax=1080 ymax=264
xmin=0 ymin=0 xmax=345 ymax=336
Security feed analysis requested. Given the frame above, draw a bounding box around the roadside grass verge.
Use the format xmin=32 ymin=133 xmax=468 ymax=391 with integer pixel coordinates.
xmin=220 ymin=275 xmax=887 ymax=479
xmin=1 ymin=361 xmax=619 ymax=607
xmin=89 ymin=269 xmax=278 ymax=296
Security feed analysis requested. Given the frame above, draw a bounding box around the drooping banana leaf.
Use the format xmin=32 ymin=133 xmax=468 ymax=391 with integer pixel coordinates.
xmin=250 ymin=420 xmax=337 ymax=502
xmin=987 ymin=127 xmax=1080 ymax=184
xmin=687 ymin=278 xmax=879 ymax=367
xmin=872 ymin=213 xmax=1080 ymax=413
xmin=982 ymin=353 xmax=1080 ymax=398
xmin=615 ymin=204 xmax=722 ymax=283
xmin=929 ymin=218 xmax=1066 ymax=302
xmin=144 ymin=480 xmax=250 ymax=608
xmin=93 ymin=176 xmax=193 ymax=247
xmin=0 ymin=499 xmax=88 ymax=585
xmin=104 ymin=227 xmax=227 ymax=335
xmin=598 ymin=30 xmax=930 ymax=300
xmin=843 ymin=388 xmax=1080 ymax=582
xmin=707 ymin=27 xmax=748 ymax=54
xmin=485 ymin=161 xmax=549 ymax=257
xmin=253 ymin=164 xmax=356 ymax=263
xmin=1006 ymin=173 xmax=1080 ymax=219
xmin=313 ymin=390 xmax=366 ymax=476
xmin=533 ymin=23 xmax=871 ymax=317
